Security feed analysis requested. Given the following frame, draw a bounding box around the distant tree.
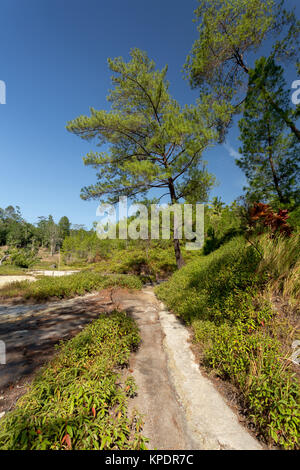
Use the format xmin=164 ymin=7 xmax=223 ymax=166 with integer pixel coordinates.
xmin=67 ymin=49 xmax=216 ymax=268
xmin=0 ymin=205 xmax=36 ymax=248
xmin=184 ymin=0 xmax=300 ymax=141
xmin=37 ymin=215 xmax=61 ymax=255
xmin=47 ymin=216 xmax=61 ymax=256
xmin=58 ymin=216 xmax=71 ymax=241
xmin=237 ymin=58 xmax=300 ymax=207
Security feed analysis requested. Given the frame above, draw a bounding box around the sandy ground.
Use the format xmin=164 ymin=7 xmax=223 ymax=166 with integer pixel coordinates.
xmin=0 ymin=276 xmax=36 ymax=289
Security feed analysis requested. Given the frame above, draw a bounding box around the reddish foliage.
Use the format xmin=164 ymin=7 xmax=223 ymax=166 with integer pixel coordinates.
xmin=248 ymin=203 xmax=292 ymax=237
xmin=62 ymin=433 xmax=72 ymax=450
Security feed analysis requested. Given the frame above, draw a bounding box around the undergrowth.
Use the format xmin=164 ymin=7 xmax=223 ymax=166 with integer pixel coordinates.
xmin=156 ymin=236 xmax=300 ymax=449
xmin=0 ymin=271 xmax=142 ymax=301
xmin=0 ymin=312 xmax=147 ymax=450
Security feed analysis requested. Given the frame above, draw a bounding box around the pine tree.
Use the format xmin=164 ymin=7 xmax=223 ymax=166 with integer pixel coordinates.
xmin=237 ymin=58 xmax=300 ymax=208
xmin=67 ymin=49 xmax=217 ymax=268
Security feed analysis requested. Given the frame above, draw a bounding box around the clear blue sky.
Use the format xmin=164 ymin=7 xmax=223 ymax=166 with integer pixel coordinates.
xmin=0 ymin=0 xmax=299 ymax=229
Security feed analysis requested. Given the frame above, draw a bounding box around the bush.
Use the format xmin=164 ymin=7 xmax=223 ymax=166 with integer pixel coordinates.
xmin=0 ymin=271 xmax=143 ymax=301
xmin=0 ymin=312 xmax=147 ymax=450
xmin=7 ymin=247 xmax=38 ymax=268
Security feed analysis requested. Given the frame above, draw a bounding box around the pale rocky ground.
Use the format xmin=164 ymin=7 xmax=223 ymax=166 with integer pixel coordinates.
xmin=0 ymin=276 xmax=35 ymax=289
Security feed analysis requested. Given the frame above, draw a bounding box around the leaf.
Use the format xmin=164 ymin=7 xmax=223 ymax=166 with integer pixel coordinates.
xmin=62 ymin=433 xmax=72 ymax=450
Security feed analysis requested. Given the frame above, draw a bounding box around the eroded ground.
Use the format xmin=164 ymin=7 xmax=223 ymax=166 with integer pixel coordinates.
xmin=0 ymin=290 xmax=114 ymax=412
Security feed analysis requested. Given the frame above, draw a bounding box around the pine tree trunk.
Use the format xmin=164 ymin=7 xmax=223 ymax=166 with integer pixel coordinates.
xmin=168 ymin=179 xmax=185 ymax=269
xmin=267 ymin=123 xmax=286 ymax=204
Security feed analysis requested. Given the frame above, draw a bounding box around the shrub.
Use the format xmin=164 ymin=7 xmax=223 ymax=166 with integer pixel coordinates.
xmin=0 ymin=271 xmax=142 ymax=301
xmin=7 ymin=247 xmax=38 ymax=268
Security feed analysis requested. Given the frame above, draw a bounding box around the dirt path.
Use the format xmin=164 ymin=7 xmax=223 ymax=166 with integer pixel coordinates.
xmin=113 ymin=287 xmax=262 ymax=450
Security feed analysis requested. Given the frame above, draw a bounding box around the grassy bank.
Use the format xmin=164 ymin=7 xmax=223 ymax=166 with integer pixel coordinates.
xmin=156 ymin=235 xmax=300 ymax=449
xmin=0 ymin=311 xmax=147 ymax=450
xmin=0 ymin=265 xmax=27 ymax=276
xmin=0 ymin=271 xmax=143 ymax=301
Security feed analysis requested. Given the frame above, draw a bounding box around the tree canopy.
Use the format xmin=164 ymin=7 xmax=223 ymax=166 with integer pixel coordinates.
xmin=237 ymin=57 xmax=300 ymax=207
xmin=67 ymin=48 xmax=218 ymax=266
xmin=184 ymin=0 xmax=300 ymax=140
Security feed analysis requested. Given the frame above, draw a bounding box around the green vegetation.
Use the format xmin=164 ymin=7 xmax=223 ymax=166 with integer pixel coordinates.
xmin=1 ymin=0 xmax=299 ymax=451
xmin=185 ymin=0 xmax=300 ymax=141
xmin=0 ymin=271 xmax=142 ymax=302
xmin=0 ymin=312 xmax=147 ymax=450
xmin=156 ymin=235 xmax=300 ymax=449
xmin=0 ymin=265 xmax=26 ymax=276
xmin=237 ymin=58 xmax=300 ymax=207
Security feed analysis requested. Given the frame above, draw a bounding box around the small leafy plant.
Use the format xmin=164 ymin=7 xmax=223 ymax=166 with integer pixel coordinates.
xmin=0 ymin=312 xmax=148 ymax=450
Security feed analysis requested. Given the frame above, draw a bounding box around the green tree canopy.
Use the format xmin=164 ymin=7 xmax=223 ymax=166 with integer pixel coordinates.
xmin=237 ymin=58 xmax=300 ymax=207
xmin=67 ymin=48 xmax=217 ymax=267
xmin=184 ymin=0 xmax=300 ymax=140
xmin=58 ymin=216 xmax=71 ymax=241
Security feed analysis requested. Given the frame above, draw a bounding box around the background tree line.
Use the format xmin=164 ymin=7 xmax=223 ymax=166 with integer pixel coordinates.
xmin=0 ymin=206 xmax=72 ymax=267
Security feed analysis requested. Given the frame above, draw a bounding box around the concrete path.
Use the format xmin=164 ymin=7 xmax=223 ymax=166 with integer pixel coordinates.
xmin=113 ymin=287 xmax=262 ymax=450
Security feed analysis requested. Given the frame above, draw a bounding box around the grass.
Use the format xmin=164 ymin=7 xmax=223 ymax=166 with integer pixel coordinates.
xmin=155 ymin=236 xmax=300 ymax=449
xmin=257 ymin=232 xmax=300 ymax=309
xmin=0 ymin=311 xmax=148 ymax=450
xmin=0 ymin=265 xmax=27 ymax=276
xmin=0 ymin=271 xmax=143 ymax=301
xmin=84 ymin=242 xmax=202 ymax=282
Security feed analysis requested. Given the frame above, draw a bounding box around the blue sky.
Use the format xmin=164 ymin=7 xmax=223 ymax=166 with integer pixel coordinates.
xmin=0 ymin=0 xmax=299 ymax=229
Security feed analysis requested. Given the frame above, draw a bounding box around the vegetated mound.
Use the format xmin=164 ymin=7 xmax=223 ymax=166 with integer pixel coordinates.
xmin=0 ymin=271 xmax=142 ymax=302
xmin=156 ymin=235 xmax=300 ymax=450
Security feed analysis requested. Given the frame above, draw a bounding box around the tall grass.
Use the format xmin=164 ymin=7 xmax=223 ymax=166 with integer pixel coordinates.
xmin=257 ymin=232 xmax=300 ymax=308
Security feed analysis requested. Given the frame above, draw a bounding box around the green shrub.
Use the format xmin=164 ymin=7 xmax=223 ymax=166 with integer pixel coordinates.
xmin=0 ymin=271 xmax=142 ymax=301
xmin=7 ymin=247 xmax=38 ymax=268
xmin=0 ymin=312 xmax=147 ymax=450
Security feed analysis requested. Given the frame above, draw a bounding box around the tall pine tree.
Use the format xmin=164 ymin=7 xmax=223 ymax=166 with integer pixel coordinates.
xmin=237 ymin=58 xmax=300 ymax=208
xmin=67 ymin=49 xmax=217 ymax=268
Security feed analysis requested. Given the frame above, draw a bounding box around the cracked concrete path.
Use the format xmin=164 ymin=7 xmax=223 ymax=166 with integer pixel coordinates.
xmin=113 ymin=286 xmax=262 ymax=450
